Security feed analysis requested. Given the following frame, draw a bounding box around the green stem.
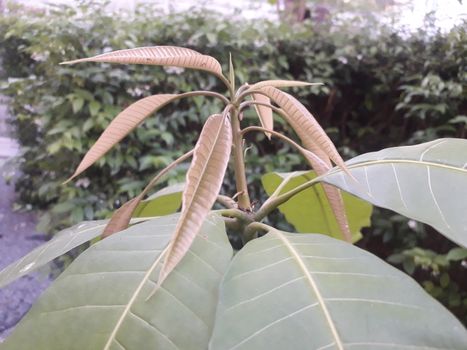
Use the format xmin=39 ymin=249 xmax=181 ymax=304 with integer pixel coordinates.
xmin=239 ymin=100 xmax=283 ymax=116
xmin=230 ymin=107 xmax=251 ymax=210
xmin=243 ymin=221 xmax=274 ymax=243
xmin=214 ymin=71 xmax=234 ymax=97
xmin=180 ymin=90 xmax=230 ymax=105
xmin=141 ymin=150 xmax=194 ymax=197
xmin=254 ymin=176 xmax=321 ymax=222
xmin=241 ymin=126 xmax=329 ymax=171
xmin=216 ymin=195 xmax=236 ymax=209
xmin=217 ymin=208 xmax=255 ymax=241
xmin=236 ymin=88 xmax=263 ymax=102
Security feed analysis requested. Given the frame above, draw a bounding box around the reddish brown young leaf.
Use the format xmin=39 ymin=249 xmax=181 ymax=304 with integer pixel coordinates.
xmin=251 ymin=93 xmax=273 ymax=139
xmin=65 ymin=94 xmax=179 ymax=182
xmin=303 ymin=150 xmax=351 ymax=242
xmin=101 ymin=196 xmax=143 ymax=238
xmin=259 ymin=86 xmax=348 ymax=171
xmin=250 ymin=80 xmax=320 ymax=90
xmin=259 ymin=86 xmax=352 ymax=242
xmin=157 ymin=114 xmax=232 ymax=285
xmin=61 ymin=46 xmax=223 ymax=77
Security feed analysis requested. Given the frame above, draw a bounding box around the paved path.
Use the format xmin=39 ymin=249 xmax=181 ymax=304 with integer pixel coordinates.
xmin=0 ymin=98 xmax=51 ymax=342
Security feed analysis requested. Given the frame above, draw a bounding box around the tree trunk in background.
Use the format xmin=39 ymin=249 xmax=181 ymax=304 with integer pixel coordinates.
xmin=277 ymin=0 xmax=307 ymax=23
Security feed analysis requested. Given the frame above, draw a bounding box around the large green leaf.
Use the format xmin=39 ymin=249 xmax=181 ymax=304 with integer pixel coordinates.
xmin=210 ymin=228 xmax=467 ymax=350
xmin=0 ymin=220 xmax=107 ymax=288
xmin=320 ymin=138 xmax=467 ymax=247
xmin=261 ymin=171 xmax=372 ymax=242
xmin=2 ymin=213 xmax=232 ymax=350
xmin=133 ymin=182 xmax=184 ymax=217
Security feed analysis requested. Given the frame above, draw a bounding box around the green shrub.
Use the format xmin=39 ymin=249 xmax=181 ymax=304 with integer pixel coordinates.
xmin=1 ymin=44 xmax=467 ymax=349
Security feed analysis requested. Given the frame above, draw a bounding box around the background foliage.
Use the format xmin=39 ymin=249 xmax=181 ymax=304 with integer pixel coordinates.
xmin=0 ymin=0 xmax=466 ymax=323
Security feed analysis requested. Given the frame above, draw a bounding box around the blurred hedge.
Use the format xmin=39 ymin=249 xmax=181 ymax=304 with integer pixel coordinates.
xmin=0 ymin=1 xmax=466 ymax=322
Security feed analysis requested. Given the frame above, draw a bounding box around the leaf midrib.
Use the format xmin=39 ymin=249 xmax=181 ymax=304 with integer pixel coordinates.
xmin=182 ymin=114 xmax=227 ymax=212
xmin=103 ymin=244 xmax=170 ymax=350
xmin=330 ymin=159 xmax=467 ymax=175
xmin=272 ymin=230 xmax=343 ymax=350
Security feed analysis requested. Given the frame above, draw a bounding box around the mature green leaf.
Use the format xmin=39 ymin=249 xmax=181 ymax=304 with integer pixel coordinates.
xmin=320 ymin=138 xmax=467 ymax=247
xmin=210 ymin=229 xmax=467 ymax=350
xmin=3 ymin=214 xmax=233 ymax=350
xmin=262 ymin=171 xmax=371 ymax=242
xmin=0 ymin=220 xmax=107 ymax=288
xmin=133 ymin=182 xmax=184 ymax=217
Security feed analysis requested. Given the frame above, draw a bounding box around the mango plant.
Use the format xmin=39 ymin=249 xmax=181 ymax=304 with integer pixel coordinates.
xmin=1 ymin=46 xmax=466 ymax=349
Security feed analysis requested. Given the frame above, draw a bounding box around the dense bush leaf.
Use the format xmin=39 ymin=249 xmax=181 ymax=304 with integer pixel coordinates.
xmin=262 ymin=171 xmax=372 ymax=241
xmin=210 ymin=229 xmax=467 ymax=349
xmin=2 ymin=213 xmax=232 ymax=350
xmin=321 ymin=138 xmax=467 ymax=247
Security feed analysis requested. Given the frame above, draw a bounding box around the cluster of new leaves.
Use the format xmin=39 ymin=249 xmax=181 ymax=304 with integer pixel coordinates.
xmin=61 ymin=46 xmax=355 ymax=284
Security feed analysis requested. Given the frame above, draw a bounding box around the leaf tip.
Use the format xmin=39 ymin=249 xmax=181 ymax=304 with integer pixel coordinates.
xmin=59 ymin=60 xmax=75 ymax=65
xmin=61 ymin=176 xmax=75 ymax=185
xmin=59 ymin=58 xmax=87 ymax=65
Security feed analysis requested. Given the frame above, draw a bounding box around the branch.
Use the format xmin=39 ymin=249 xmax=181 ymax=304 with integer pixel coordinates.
xmin=253 ymin=175 xmax=322 ymax=222
xmin=241 ymin=126 xmax=328 ymax=170
xmin=243 ymin=221 xmax=274 ymax=242
xmin=239 ymin=100 xmax=283 ymax=116
xmin=179 ymin=90 xmax=230 ymax=105
xmin=216 ymin=195 xmax=237 ymax=209
xmin=230 ymin=105 xmax=252 ymax=210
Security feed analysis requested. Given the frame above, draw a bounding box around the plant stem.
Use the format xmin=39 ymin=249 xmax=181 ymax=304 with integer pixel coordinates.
xmin=179 ymin=90 xmax=230 ymax=105
xmin=216 ymin=195 xmax=237 ymax=209
xmin=230 ymin=106 xmax=251 ymax=210
xmin=254 ymin=176 xmax=321 ymax=221
xmin=243 ymin=221 xmax=273 ymax=243
xmin=239 ymin=100 xmax=283 ymax=115
xmin=241 ymin=126 xmax=329 ymax=169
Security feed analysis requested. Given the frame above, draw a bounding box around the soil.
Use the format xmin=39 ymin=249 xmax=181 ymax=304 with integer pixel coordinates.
xmin=0 ymin=99 xmax=51 ymax=342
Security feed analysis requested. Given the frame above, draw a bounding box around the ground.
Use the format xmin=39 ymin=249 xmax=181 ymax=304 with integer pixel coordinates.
xmin=0 ymin=99 xmax=51 ymax=342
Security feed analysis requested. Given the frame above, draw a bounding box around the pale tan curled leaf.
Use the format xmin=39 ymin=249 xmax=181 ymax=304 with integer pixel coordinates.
xmin=65 ymin=94 xmax=179 ymax=182
xmin=61 ymin=46 xmax=223 ymax=77
xmin=157 ymin=114 xmax=232 ymax=286
xmin=259 ymin=86 xmax=349 ymax=174
xmin=251 ymin=93 xmax=273 ymax=139
xmin=251 ymin=80 xmax=322 ymax=90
